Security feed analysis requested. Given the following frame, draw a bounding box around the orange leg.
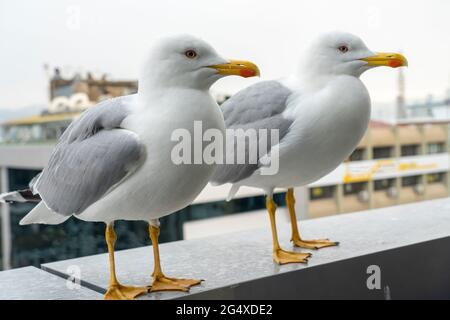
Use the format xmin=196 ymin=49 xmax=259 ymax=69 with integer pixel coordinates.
xmin=149 ymin=224 xmax=202 ymax=292
xmin=266 ymin=196 xmax=311 ymax=265
xmin=104 ymin=223 xmax=148 ymax=300
xmin=286 ymin=188 xmax=339 ymax=249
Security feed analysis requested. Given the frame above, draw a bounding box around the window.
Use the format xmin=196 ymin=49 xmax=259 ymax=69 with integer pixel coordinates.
xmin=310 ymin=186 xmax=335 ymax=200
xmin=427 ymin=143 xmax=445 ymax=154
xmin=401 ymin=175 xmax=421 ymax=187
xmin=349 ymin=148 xmax=365 ymax=161
xmin=401 ymin=144 xmax=420 ymax=156
xmin=374 ymin=179 xmax=395 ymax=191
xmin=427 ymin=172 xmax=445 ymax=184
xmin=373 ymin=147 xmax=392 ymax=159
xmin=44 ymin=127 xmax=58 ymax=140
xmin=344 ymin=182 xmax=366 ymax=195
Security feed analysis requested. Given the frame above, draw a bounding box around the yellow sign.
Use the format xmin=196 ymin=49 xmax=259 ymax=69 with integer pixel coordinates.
xmin=343 ymin=159 xmax=438 ymax=183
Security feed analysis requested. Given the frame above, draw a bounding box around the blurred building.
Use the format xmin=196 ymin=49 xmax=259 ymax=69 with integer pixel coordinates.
xmin=0 ymin=69 xmax=140 ymax=270
xmin=1 ymin=68 xmax=137 ymax=144
xmin=407 ymin=96 xmax=450 ymax=119
xmin=1 ymin=69 xmax=449 ymax=271
xmin=307 ymin=120 xmax=449 ymax=218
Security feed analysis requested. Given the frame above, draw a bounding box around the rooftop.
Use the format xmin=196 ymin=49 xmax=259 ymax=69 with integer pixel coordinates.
xmin=2 ymin=112 xmax=80 ymax=126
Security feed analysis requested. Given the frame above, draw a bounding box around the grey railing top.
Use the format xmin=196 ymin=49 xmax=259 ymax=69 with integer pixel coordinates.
xmin=0 ymin=266 xmax=102 ymax=300
xmin=2 ymin=198 xmax=450 ymax=299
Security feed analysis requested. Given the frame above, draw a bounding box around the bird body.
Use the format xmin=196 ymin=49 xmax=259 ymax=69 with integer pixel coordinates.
xmin=18 ymin=34 xmax=261 ymax=225
xmin=1 ymin=34 xmax=260 ymax=299
xmin=234 ymin=75 xmax=370 ymax=193
xmin=211 ymin=31 xmax=408 ymax=264
xmin=78 ymin=89 xmax=225 ymax=223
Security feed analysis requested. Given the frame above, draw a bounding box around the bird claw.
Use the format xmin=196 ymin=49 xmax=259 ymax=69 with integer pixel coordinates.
xmin=273 ymin=249 xmax=311 ymax=265
xmin=104 ymin=284 xmax=149 ymax=300
xmin=292 ymin=237 xmax=339 ymax=250
xmin=150 ymin=276 xmax=202 ymax=292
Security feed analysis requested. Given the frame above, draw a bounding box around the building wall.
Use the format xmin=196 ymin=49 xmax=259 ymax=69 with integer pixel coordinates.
xmin=307 ymin=123 xmax=450 ymax=218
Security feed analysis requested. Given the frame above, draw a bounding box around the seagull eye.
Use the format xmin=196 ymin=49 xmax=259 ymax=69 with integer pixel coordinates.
xmin=185 ymin=50 xmax=198 ymax=59
xmin=338 ymin=45 xmax=349 ymax=53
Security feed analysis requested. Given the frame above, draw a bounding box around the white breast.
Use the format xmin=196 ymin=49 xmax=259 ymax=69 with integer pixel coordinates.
xmin=78 ymin=89 xmax=225 ymax=223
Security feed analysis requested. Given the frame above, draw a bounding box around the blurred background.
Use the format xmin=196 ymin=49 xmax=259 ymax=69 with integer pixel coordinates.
xmin=0 ymin=0 xmax=449 ymax=270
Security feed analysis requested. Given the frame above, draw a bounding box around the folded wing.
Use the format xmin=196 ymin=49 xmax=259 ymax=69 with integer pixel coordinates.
xmin=32 ymin=95 xmax=145 ymax=216
xmin=211 ymin=81 xmax=293 ymax=185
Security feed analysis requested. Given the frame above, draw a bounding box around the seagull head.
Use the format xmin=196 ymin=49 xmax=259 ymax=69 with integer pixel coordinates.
xmin=140 ymin=34 xmax=260 ymax=91
xmin=300 ymin=31 xmax=408 ymax=78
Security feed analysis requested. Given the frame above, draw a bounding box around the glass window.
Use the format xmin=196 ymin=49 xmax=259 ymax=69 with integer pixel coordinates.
xmin=401 ymin=144 xmax=420 ymax=156
xmin=31 ymin=125 xmax=43 ymax=141
xmin=374 ymin=178 xmax=395 ymax=191
xmin=373 ymin=147 xmax=392 ymax=159
xmin=44 ymin=128 xmax=58 ymax=140
xmin=17 ymin=126 xmax=32 ymax=142
xmin=426 ymin=172 xmax=445 ymax=184
xmin=349 ymin=148 xmax=365 ymax=161
xmin=427 ymin=143 xmax=445 ymax=154
xmin=344 ymin=182 xmax=366 ymax=195
xmin=401 ymin=175 xmax=421 ymax=187
xmin=310 ymin=186 xmax=335 ymax=200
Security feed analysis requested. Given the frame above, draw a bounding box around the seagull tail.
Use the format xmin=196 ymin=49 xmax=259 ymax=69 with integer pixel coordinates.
xmin=19 ymin=202 xmax=70 ymax=226
xmin=1 ymin=187 xmax=68 ymax=225
xmin=0 ymin=189 xmax=41 ymax=204
xmin=226 ymin=184 xmax=240 ymax=202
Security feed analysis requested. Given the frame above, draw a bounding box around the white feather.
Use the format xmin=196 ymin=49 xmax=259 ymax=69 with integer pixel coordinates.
xmin=19 ymin=202 xmax=70 ymax=225
xmin=220 ymin=32 xmax=376 ymax=195
xmin=0 ymin=191 xmax=26 ymax=203
xmin=226 ymin=184 xmax=240 ymax=201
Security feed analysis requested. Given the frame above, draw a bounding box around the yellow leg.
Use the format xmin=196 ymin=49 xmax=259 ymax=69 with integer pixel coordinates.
xmin=104 ymin=223 xmax=148 ymax=300
xmin=286 ymin=188 xmax=339 ymax=249
xmin=266 ymin=196 xmax=311 ymax=265
xmin=149 ymin=224 xmax=202 ymax=292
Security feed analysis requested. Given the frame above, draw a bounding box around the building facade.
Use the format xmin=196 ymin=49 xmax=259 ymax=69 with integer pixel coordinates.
xmin=307 ymin=120 xmax=449 ymax=218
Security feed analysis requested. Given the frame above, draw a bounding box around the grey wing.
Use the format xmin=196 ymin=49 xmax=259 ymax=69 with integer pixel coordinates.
xmin=211 ymin=81 xmax=293 ymax=185
xmin=61 ymin=95 xmax=133 ymax=143
xmin=33 ymin=95 xmax=145 ymax=216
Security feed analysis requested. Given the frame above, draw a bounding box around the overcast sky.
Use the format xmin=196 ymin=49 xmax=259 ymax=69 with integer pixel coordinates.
xmin=0 ymin=0 xmax=449 ymax=111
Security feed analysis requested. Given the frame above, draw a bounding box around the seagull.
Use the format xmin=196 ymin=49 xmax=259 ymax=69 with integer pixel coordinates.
xmin=0 ymin=34 xmax=260 ymax=299
xmin=211 ymin=31 xmax=407 ymax=265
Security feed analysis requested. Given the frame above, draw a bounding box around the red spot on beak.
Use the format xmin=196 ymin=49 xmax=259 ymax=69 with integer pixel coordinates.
xmin=240 ymin=69 xmax=256 ymax=77
xmin=389 ymin=59 xmax=402 ymax=68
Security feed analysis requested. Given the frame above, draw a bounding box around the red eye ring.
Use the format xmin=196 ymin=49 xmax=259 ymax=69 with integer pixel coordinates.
xmin=338 ymin=45 xmax=349 ymax=53
xmin=185 ymin=50 xmax=198 ymax=59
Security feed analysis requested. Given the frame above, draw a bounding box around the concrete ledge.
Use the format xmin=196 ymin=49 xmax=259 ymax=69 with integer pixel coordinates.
xmin=37 ymin=198 xmax=450 ymax=300
xmin=0 ymin=266 xmax=102 ymax=300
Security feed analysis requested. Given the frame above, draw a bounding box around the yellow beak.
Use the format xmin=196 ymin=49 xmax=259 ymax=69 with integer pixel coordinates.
xmin=361 ymin=52 xmax=408 ymax=68
xmin=209 ymin=60 xmax=260 ymax=78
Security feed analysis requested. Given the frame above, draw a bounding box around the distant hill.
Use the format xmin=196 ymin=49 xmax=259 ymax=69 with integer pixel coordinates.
xmin=0 ymin=105 xmax=46 ymax=123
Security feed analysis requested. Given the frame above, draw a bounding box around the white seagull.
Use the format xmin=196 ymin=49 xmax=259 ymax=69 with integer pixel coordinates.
xmin=211 ymin=31 xmax=407 ymax=265
xmin=0 ymin=34 xmax=260 ymax=299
